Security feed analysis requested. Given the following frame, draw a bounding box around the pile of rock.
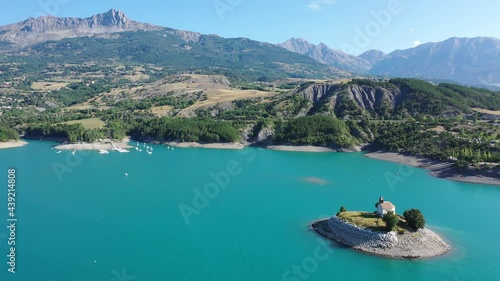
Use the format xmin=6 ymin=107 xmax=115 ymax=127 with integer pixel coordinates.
xmin=312 ymin=216 xmax=451 ymax=259
xmin=327 ymin=216 xmax=398 ymax=248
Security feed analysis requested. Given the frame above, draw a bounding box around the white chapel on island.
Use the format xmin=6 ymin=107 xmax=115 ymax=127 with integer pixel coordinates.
xmin=376 ymin=196 xmax=396 ymax=217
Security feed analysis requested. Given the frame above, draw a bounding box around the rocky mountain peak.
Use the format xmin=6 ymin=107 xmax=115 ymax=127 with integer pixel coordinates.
xmin=0 ymin=9 xmax=162 ymax=46
xmin=278 ymin=38 xmax=316 ymax=55
xmin=358 ymin=50 xmax=388 ymax=65
xmin=90 ymin=9 xmax=129 ymax=27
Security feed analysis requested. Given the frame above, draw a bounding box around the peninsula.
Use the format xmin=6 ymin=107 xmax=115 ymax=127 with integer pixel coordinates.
xmin=312 ymin=197 xmax=451 ymax=259
xmin=0 ymin=140 xmax=28 ymax=150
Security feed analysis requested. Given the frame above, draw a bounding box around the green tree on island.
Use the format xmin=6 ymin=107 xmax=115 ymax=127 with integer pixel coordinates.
xmin=336 ymin=206 xmax=347 ymax=216
xmin=382 ymin=211 xmax=399 ymax=231
xmin=403 ymin=209 xmax=426 ymax=230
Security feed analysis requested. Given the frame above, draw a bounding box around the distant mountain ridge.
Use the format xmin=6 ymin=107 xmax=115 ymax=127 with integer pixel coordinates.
xmin=278 ymin=37 xmax=500 ymax=88
xmin=370 ymin=37 xmax=500 ymax=88
xmin=0 ymin=10 xmax=498 ymax=87
xmin=277 ymin=38 xmax=372 ymax=73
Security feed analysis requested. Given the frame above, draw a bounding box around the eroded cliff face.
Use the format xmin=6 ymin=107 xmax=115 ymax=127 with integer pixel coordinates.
xmin=293 ymin=83 xmax=403 ymax=117
xmin=346 ymin=85 xmax=402 ymax=111
xmin=294 ymin=84 xmax=341 ymax=103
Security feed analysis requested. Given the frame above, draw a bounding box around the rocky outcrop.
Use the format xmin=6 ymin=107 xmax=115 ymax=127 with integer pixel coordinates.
xmin=293 ymin=84 xmax=341 ymax=103
xmin=346 ymin=85 xmax=401 ymax=111
xmin=312 ymin=216 xmax=451 ymax=259
xmin=256 ymin=127 xmax=274 ymax=143
xmin=293 ymin=83 xmax=402 ymax=114
xmin=165 ymin=28 xmax=202 ymax=43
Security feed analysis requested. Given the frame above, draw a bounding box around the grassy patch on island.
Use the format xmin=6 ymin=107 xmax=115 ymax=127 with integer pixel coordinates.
xmin=338 ymin=211 xmax=412 ymax=233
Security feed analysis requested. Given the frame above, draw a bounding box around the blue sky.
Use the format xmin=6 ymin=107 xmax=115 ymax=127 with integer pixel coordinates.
xmin=1 ymin=0 xmax=499 ymax=55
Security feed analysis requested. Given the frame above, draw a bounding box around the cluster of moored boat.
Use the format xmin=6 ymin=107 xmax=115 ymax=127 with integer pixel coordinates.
xmin=135 ymin=142 xmax=154 ymax=154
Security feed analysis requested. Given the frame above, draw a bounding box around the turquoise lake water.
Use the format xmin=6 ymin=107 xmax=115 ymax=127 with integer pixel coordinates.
xmin=1 ymin=140 xmax=500 ymax=281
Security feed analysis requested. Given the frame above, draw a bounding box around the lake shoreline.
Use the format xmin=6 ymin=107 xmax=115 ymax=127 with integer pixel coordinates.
xmin=364 ymin=151 xmax=500 ymax=186
xmin=135 ymin=138 xmax=366 ymax=152
xmin=312 ymin=217 xmax=451 ymax=259
xmin=264 ymin=145 xmax=366 ymax=152
xmin=0 ymin=140 xmax=28 ymax=150
xmin=25 ymin=137 xmax=500 ymax=186
xmin=164 ymin=141 xmax=245 ymax=150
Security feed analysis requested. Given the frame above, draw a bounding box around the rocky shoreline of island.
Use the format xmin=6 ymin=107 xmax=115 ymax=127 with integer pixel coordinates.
xmin=312 ymin=216 xmax=451 ymax=259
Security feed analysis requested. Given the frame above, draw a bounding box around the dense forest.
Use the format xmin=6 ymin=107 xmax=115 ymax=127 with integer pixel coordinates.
xmin=0 ymin=126 xmax=19 ymax=141
xmin=128 ymin=118 xmax=241 ymax=143
xmin=24 ymin=123 xmax=104 ymax=143
xmin=273 ymin=115 xmax=357 ymax=147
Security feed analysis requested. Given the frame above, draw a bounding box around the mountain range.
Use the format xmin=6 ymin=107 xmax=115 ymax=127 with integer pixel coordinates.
xmin=278 ymin=37 xmax=500 ymax=89
xmin=0 ymin=9 xmax=347 ymax=82
xmin=277 ymin=38 xmax=373 ymax=73
xmin=0 ymin=9 xmax=498 ymax=88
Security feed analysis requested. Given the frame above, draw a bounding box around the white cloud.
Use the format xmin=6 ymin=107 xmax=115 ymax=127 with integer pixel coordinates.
xmin=413 ymin=40 xmax=422 ymax=47
xmin=308 ymin=0 xmax=337 ymax=11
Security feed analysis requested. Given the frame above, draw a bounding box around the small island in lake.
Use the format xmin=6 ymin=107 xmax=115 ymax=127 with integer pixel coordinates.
xmin=312 ymin=196 xmax=451 ymax=259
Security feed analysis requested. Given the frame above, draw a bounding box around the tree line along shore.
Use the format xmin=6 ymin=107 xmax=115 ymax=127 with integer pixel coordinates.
xmin=3 ymin=113 xmax=500 ymax=167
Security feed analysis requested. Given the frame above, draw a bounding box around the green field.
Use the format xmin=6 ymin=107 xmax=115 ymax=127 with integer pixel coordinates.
xmin=63 ymin=118 xmax=106 ymax=129
xmin=338 ymin=211 xmax=411 ymax=233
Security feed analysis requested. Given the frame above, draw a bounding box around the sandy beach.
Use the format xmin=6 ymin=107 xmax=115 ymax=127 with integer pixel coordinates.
xmin=265 ymin=144 xmax=365 ymax=153
xmin=266 ymin=145 xmax=336 ymax=152
xmin=365 ymin=151 xmax=500 ymax=186
xmin=0 ymin=140 xmax=28 ymax=149
xmin=54 ymin=137 xmax=133 ymax=151
xmin=164 ymin=141 xmax=245 ymax=150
